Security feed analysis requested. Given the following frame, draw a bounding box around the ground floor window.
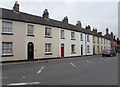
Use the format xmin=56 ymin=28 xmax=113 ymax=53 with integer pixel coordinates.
xmin=71 ymin=44 xmax=75 ymax=54
xmin=2 ymin=42 xmax=12 ymax=55
xmin=97 ymin=46 xmax=100 ymax=53
xmin=101 ymin=46 xmax=103 ymax=52
xmin=87 ymin=45 xmax=90 ymax=53
xmin=45 ymin=43 xmax=52 ymax=54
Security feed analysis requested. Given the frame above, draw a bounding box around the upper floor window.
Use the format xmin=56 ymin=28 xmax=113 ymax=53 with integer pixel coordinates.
xmin=87 ymin=35 xmax=90 ymax=42
xmin=97 ymin=37 xmax=99 ymax=43
xmin=101 ymin=38 xmax=102 ymax=44
xmin=45 ymin=27 xmax=52 ymax=38
xmin=2 ymin=42 xmax=12 ymax=55
xmin=104 ymin=39 xmax=105 ymax=44
xmin=71 ymin=32 xmax=75 ymax=40
xmin=71 ymin=44 xmax=76 ymax=54
xmin=80 ymin=33 xmax=83 ymax=41
xmin=93 ymin=36 xmax=95 ymax=43
xmin=61 ymin=30 xmax=65 ymax=39
xmin=2 ymin=21 xmax=12 ymax=33
xmin=27 ymin=24 xmax=34 ymax=36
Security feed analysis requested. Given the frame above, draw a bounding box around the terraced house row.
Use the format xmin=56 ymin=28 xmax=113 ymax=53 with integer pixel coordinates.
xmin=0 ymin=1 xmax=117 ymax=62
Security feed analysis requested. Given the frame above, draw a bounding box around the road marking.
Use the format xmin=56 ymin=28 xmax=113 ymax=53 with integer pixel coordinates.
xmin=70 ymin=63 xmax=76 ymax=67
xmin=22 ymin=76 xmax=26 ymax=79
xmin=37 ymin=66 xmax=44 ymax=74
xmin=0 ymin=77 xmax=7 ymax=79
xmin=7 ymin=82 xmax=40 ymax=86
xmin=85 ymin=60 xmax=92 ymax=63
xmin=107 ymin=57 xmax=111 ymax=59
xmin=99 ymin=58 xmax=103 ymax=61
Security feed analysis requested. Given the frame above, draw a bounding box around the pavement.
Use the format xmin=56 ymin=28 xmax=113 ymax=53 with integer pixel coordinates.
xmin=1 ymin=54 xmax=119 ymax=86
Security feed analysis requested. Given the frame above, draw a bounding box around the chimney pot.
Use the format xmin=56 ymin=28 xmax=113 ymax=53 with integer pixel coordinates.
xmin=76 ymin=21 xmax=82 ymax=28
xmin=42 ymin=9 xmax=49 ymax=19
xmin=111 ymin=32 xmax=113 ymax=37
xmin=92 ymin=28 xmax=97 ymax=33
xmin=13 ymin=0 xmax=19 ymax=12
xmin=62 ymin=16 xmax=68 ymax=23
xmin=88 ymin=25 xmax=91 ymax=30
xmin=106 ymin=28 xmax=109 ymax=34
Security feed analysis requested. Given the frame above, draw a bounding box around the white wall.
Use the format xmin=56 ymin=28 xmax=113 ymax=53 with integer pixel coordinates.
xmin=80 ymin=32 xmax=86 ymax=55
xmin=85 ymin=34 xmax=93 ymax=55
xmin=2 ymin=20 xmax=26 ymax=61
xmin=25 ymin=24 xmax=60 ymax=59
xmin=0 ymin=19 xmax=2 ymax=61
xmin=59 ymin=29 xmax=81 ymax=57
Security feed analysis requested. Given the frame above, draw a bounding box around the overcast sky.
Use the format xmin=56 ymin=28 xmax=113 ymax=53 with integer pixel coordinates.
xmin=0 ymin=0 xmax=118 ymax=37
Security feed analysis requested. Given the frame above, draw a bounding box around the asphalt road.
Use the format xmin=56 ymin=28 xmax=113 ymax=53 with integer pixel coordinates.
xmin=1 ymin=54 xmax=118 ymax=86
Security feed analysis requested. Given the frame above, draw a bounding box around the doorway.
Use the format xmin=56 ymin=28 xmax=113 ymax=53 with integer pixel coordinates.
xmin=81 ymin=45 xmax=83 ymax=55
xmin=28 ymin=42 xmax=34 ymax=60
xmin=61 ymin=43 xmax=64 ymax=57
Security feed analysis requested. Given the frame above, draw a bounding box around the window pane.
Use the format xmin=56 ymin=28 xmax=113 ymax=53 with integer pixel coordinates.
xmin=61 ymin=30 xmax=64 ymax=38
xmin=45 ymin=27 xmax=51 ymax=36
xmin=28 ymin=25 xmax=34 ymax=35
xmin=45 ymin=43 xmax=51 ymax=53
xmin=2 ymin=21 xmax=12 ymax=33
xmin=71 ymin=32 xmax=75 ymax=39
xmin=2 ymin=42 xmax=12 ymax=54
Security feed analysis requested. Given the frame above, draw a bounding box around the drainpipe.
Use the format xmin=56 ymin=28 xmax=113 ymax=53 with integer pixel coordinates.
xmin=85 ymin=34 xmax=87 ymax=55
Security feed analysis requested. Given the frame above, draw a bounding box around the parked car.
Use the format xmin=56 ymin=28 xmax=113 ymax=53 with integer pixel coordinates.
xmin=102 ymin=49 xmax=116 ymax=57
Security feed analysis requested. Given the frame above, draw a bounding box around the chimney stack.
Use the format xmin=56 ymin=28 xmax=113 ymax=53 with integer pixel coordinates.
xmin=76 ymin=21 xmax=82 ymax=28
xmin=13 ymin=0 xmax=19 ymax=12
xmin=98 ymin=32 xmax=102 ymax=35
xmin=92 ymin=28 xmax=97 ymax=33
xmin=42 ymin=9 xmax=49 ymax=19
xmin=87 ymin=25 xmax=91 ymax=30
xmin=85 ymin=25 xmax=91 ymax=31
xmin=114 ymin=36 xmax=116 ymax=40
xmin=62 ymin=16 xmax=68 ymax=23
xmin=111 ymin=32 xmax=113 ymax=38
xmin=106 ymin=28 xmax=109 ymax=34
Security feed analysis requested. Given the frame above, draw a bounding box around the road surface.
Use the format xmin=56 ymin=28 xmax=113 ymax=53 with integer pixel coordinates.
xmin=2 ymin=55 xmax=118 ymax=86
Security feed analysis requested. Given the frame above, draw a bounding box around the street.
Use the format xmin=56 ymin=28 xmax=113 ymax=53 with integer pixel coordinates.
xmin=2 ymin=55 xmax=118 ymax=86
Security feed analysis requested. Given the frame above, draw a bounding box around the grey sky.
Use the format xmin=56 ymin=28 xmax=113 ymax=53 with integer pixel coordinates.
xmin=0 ymin=1 xmax=118 ymax=37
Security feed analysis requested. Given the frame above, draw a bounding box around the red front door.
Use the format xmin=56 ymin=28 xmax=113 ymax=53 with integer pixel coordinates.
xmin=61 ymin=44 xmax=64 ymax=57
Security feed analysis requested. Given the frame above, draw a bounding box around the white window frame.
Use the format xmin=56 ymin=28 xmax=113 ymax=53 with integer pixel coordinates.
xmin=87 ymin=34 xmax=90 ymax=42
xmin=45 ymin=43 xmax=52 ymax=53
xmin=97 ymin=37 xmax=99 ymax=43
xmin=93 ymin=36 xmax=95 ymax=43
xmin=71 ymin=44 xmax=76 ymax=54
xmin=71 ymin=32 xmax=75 ymax=40
xmin=104 ymin=39 xmax=105 ymax=44
xmin=87 ymin=45 xmax=90 ymax=53
xmin=61 ymin=30 xmax=65 ymax=39
xmin=101 ymin=38 xmax=102 ymax=44
xmin=27 ymin=24 xmax=34 ymax=35
xmin=80 ymin=33 xmax=83 ymax=41
xmin=2 ymin=21 xmax=12 ymax=33
xmin=2 ymin=42 xmax=13 ymax=55
xmin=45 ymin=27 xmax=52 ymax=37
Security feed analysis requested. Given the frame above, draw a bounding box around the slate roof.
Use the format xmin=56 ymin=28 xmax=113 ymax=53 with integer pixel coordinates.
xmin=1 ymin=8 xmax=110 ymax=40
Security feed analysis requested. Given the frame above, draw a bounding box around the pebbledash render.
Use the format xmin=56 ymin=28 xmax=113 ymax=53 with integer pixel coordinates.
xmin=0 ymin=1 xmax=112 ymax=62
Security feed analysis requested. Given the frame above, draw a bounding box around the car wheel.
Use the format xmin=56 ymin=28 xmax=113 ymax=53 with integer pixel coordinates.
xmin=102 ymin=55 xmax=104 ymax=57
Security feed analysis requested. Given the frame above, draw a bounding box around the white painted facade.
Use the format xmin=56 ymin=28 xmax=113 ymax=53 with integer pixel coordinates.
xmin=1 ymin=18 xmax=94 ymax=62
xmin=1 ymin=6 xmax=112 ymax=62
